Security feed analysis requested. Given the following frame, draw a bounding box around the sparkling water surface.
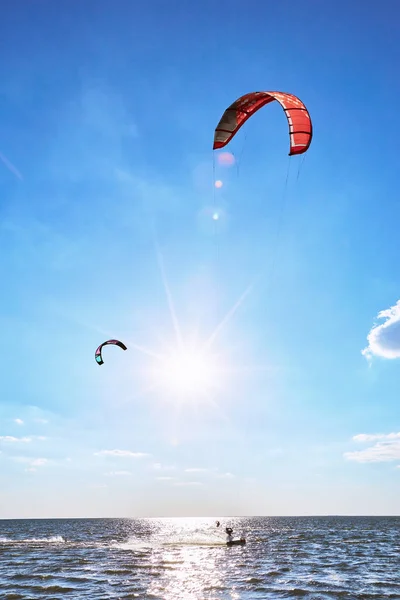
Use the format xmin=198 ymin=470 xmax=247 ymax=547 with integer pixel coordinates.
xmin=0 ymin=516 xmax=399 ymax=599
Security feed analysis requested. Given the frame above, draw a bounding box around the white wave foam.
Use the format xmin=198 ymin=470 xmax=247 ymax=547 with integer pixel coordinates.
xmin=0 ymin=535 xmax=65 ymax=544
xmin=111 ymin=539 xmax=153 ymax=551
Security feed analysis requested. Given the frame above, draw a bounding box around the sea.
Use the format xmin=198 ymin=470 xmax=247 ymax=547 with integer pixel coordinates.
xmin=0 ymin=516 xmax=399 ymax=599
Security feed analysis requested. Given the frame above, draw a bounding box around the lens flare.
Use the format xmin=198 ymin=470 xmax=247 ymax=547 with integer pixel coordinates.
xmin=217 ymin=152 xmax=235 ymax=167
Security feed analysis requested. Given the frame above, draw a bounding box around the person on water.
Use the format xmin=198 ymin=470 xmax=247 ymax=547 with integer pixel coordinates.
xmin=225 ymin=527 xmax=233 ymax=542
xmin=216 ymin=521 xmax=220 ymax=528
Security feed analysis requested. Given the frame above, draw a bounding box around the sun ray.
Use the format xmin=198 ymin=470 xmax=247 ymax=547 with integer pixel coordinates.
xmin=155 ymin=245 xmax=184 ymax=351
xmin=201 ymin=391 xmax=233 ymax=425
xmin=123 ymin=338 xmax=164 ymax=361
xmin=203 ymin=282 xmax=254 ymax=351
xmin=0 ymin=151 xmax=23 ymax=180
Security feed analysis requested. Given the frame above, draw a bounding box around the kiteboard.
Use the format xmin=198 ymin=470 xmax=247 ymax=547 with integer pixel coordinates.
xmin=226 ymin=538 xmax=246 ymax=546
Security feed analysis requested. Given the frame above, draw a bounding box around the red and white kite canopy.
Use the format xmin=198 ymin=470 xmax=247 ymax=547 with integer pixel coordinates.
xmin=213 ymin=91 xmax=312 ymax=156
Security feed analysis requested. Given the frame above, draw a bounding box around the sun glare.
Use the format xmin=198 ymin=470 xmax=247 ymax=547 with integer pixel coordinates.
xmin=129 ymin=246 xmax=255 ymax=407
xmin=160 ymin=351 xmax=216 ymax=395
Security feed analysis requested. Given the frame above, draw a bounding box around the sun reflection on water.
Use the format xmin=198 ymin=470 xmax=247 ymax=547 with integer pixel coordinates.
xmin=144 ymin=518 xmax=245 ymax=599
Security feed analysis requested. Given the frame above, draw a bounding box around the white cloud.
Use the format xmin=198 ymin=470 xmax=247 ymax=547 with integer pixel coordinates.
xmin=94 ymin=449 xmax=149 ymax=458
xmin=184 ymin=468 xmax=208 ymax=473
xmin=362 ymin=300 xmax=400 ymax=359
xmin=31 ymin=458 xmax=48 ymax=467
xmin=13 ymin=457 xmax=49 ymax=472
xmin=156 ymin=476 xmax=175 ymax=481
xmin=174 ymin=481 xmax=203 ymax=487
xmin=183 ymin=467 xmax=235 ymax=478
xmin=353 ymin=433 xmax=400 ymax=442
xmin=104 ymin=471 xmax=131 ymax=477
xmin=13 ymin=456 xmax=48 ymax=465
xmin=345 ymin=432 xmax=400 ymax=463
xmin=0 ymin=436 xmax=31 ymax=443
xmin=1 ymin=434 xmax=47 ymax=443
xmin=152 ymin=462 xmax=176 ymax=470
xmin=14 ymin=419 xmax=24 ymax=426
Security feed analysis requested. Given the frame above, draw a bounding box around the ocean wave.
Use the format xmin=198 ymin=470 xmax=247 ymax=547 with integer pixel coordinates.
xmin=0 ymin=535 xmax=65 ymax=544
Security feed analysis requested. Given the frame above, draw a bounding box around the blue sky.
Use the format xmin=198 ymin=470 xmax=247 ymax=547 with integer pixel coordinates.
xmin=1 ymin=0 xmax=400 ymax=518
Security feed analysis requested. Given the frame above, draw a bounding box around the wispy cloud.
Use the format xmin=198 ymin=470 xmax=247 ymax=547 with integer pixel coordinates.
xmin=362 ymin=300 xmax=400 ymax=360
xmin=174 ymin=481 xmax=203 ymax=487
xmin=0 ymin=436 xmax=31 ymax=443
xmin=12 ymin=457 xmax=49 ymax=472
xmin=27 ymin=407 xmax=51 ymax=425
xmin=353 ymin=433 xmax=400 ymax=442
xmin=31 ymin=458 xmax=48 ymax=467
xmin=94 ymin=449 xmax=149 ymax=458
xmin=183 ymin=467 xmax=234 ymax=478
xmin=344 ymin=432 xmax=400 ymax=463
xmin=114 ymin=168 xmax=187 ymax=215
xmin=152 ymin=462 xmax=176 ymax=470
xmin=80 ymin=85 xmax=138 ymax=141
xmin=14 ymin=419 xmax=24 ymax=426
xmin=2 ymin=434 xmax=48 ymax=443
xmin=13 ymin=457 xmax=48 ymax=465
xmin=1 ymin=213 xmax=94 ymax=275
xmin=268 ymin=447 xmax=285 ymax=457
xmin=184 ymin=468 xmax=208 ymax=473
xmin=42 ymin=83 xmax=139 ymax=190
xmin=104 ymin=470 xmax=131 ymax=476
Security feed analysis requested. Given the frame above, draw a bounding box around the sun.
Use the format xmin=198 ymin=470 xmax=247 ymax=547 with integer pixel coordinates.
xmin=159 ymin=351 xmax=217 ymax=395
xmin=124 ymin=247 xmax=255 ymax=406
